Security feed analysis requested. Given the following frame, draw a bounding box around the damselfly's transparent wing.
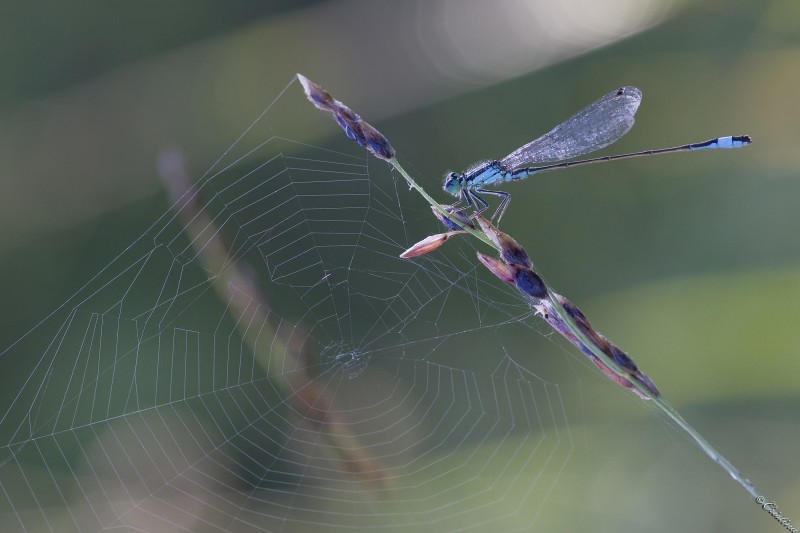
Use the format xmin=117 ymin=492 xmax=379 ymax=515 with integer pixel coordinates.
xmin=501 ymin=86 xmax=642 ymax=168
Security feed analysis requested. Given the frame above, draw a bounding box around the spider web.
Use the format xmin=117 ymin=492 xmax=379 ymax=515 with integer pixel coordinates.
xmin=0 ymin=77 xmax=588 ymax=532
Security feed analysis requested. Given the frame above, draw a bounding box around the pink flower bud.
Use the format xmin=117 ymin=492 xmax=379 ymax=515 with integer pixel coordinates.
xmin=476 ymin=253 xmax=515 ymax=283
xmin=400 ymin=233 xmax=454 ymax=258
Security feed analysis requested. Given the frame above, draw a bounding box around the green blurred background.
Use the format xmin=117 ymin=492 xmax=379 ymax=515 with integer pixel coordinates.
xmin=1 ymin=0 xmax=799 ymax=531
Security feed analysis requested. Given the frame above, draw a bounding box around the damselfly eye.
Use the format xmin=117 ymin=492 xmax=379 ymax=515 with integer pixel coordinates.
xmin=443 ymin=172 xmax=462 ymax=196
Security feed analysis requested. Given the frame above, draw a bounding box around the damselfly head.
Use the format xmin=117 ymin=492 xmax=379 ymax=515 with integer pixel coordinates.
xmin=443 ymin=172 xmax=462 ymax=196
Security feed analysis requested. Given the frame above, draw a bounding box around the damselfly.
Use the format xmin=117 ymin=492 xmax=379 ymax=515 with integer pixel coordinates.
xmin=443 ymin=86 xmax=751 ymax=222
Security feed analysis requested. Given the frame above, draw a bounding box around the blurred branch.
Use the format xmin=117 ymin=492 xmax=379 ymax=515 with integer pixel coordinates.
xmin=157 ymin=148 xmax=389 ymax=490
